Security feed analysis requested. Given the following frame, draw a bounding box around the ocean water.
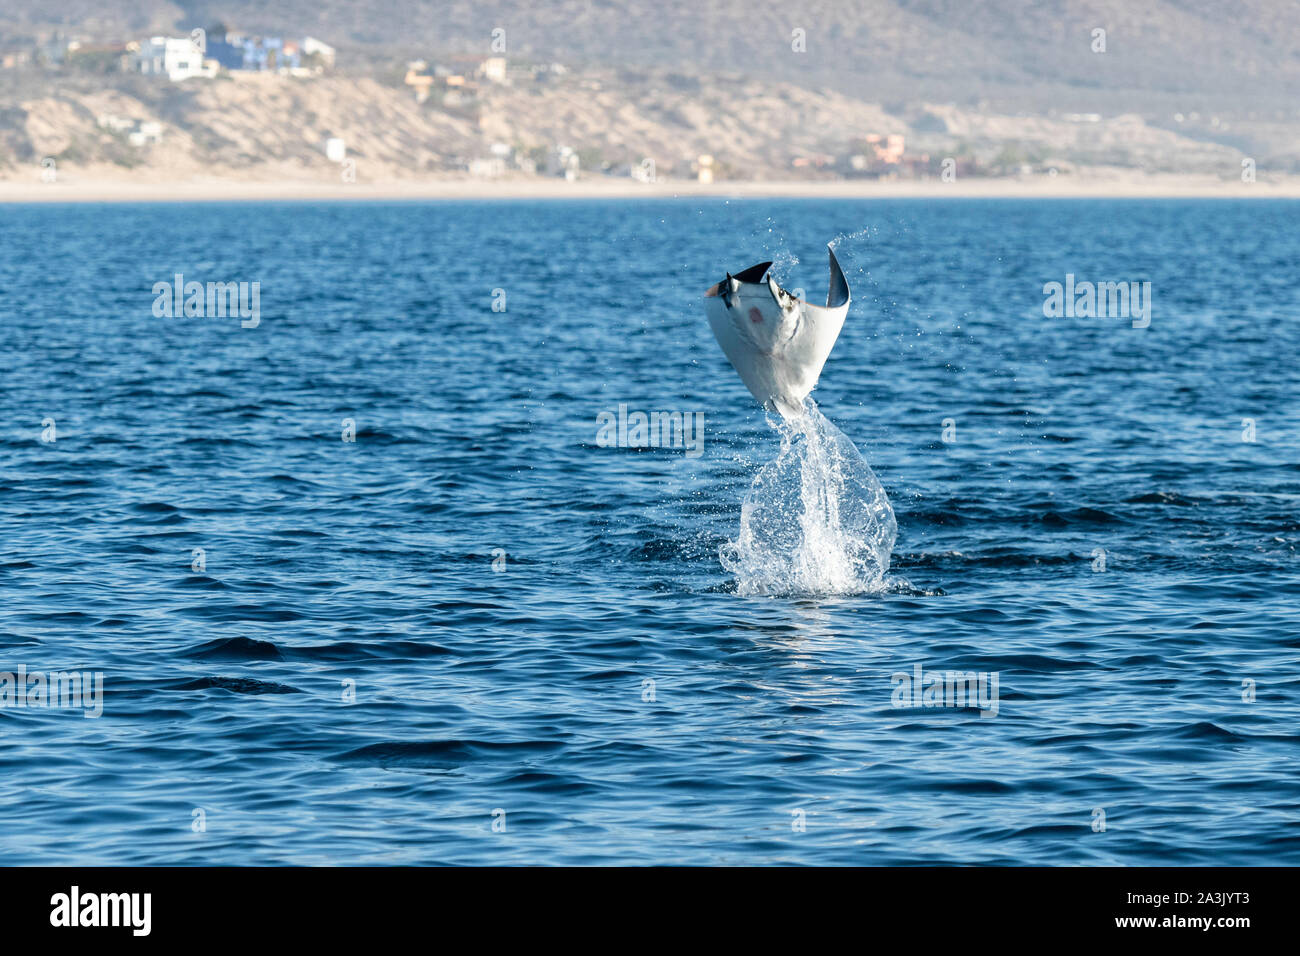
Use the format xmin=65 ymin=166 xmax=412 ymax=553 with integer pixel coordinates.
xmin=1 ymin=197 xmax=1297 ymax=865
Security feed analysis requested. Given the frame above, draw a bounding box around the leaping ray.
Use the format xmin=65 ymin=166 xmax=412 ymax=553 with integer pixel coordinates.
xmin=702 ymin=245 xmax=850 ymax=419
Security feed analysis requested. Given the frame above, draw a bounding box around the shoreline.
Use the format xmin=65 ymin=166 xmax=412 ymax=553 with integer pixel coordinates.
xmin=1 ymin=173 xmax=1295 ymax=203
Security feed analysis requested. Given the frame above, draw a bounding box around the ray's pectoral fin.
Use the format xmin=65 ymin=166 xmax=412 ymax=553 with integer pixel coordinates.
xmin=703 ymin=246 xmax=851 ymax=419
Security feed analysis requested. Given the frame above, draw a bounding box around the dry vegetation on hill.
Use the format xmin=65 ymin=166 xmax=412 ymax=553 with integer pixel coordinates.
xmin=0 ymin=65 xmax=1263 ymax=186
xmin=1 ymin=0 xmax=1297 ymax=187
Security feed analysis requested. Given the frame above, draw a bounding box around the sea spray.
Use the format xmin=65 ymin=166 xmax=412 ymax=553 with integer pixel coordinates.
xmin=721 ymin=402 xmax=896 ymax=596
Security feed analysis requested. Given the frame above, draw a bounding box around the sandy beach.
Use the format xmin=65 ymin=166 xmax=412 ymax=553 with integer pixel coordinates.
xmin=1 ymin=171 xmax=1295 ymax=202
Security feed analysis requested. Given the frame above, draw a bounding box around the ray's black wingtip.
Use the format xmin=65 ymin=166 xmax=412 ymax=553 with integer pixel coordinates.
xmin=826 ymin=244 xmax=850 ymax=308
xmin=731 ymin=261 xmax=774 ymax=284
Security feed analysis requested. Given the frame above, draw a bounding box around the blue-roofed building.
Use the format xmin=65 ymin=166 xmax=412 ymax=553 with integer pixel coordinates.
xmin=203 ymin=32 xmax=303 ymax=72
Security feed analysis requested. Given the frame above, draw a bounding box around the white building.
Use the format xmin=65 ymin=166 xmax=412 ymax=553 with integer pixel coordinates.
xmin=478 ymin=56 xmax=507 ymax=83
xmin=136 ymin=36 xmax=216 ymax=81
xmin=468 ymin=156 xmax=506 ymax=178
xmin=696 ymin=154 xmax=714 ymax=184
xmin=548 ymin=145 xmax=579 ymax=181
xmin=301 ymin=37 xmax=336 ymax=68
xmin=128 ymin=122 xmax=163 ymax=147
xmin=96 ymin=114 xmax=135 ymax=133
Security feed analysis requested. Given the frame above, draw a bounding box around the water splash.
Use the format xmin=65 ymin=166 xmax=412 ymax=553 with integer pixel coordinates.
xmin=721 ymin=402 xmax=897 ymax=596
xmin=829 ymin=227 xmax=874 ymax=252
xmin=766 ymin=248 xmax=801 ymax=285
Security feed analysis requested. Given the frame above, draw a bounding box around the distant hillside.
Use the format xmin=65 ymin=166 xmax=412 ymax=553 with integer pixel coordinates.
xmin=2 ymin=0 xmax=1298 ymax=116
xmin=0 ymin=65 xmax=1263 ymax=187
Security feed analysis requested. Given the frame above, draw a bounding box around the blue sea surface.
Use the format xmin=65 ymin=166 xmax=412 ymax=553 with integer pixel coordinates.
xmin=0 ymin=198 xmax=1297 ymax=865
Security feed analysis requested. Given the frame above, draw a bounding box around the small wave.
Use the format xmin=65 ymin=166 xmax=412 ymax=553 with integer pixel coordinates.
xmin=169 ymin=676 xmax=301 ymax=695
xmin=1038 ymin=507 xmax=1122 ymax=526
xmin=335 ymin=738 xmax=564 ymax=769
xmin=293 ymin=640 xmax=454 ymax=661
xmin=1167 ymin=721 xmax=1247 ymax=742
xmin=132 ymin=501 xmax=181 ymax=513
xmin=184 ymin=636 xmax=284 ymax=661
xmin=1126 ymin=491 xmax=1199 ymax=506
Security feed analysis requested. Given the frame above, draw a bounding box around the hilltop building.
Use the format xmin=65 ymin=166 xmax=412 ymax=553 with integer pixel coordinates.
xmin=135 ymin=36 xmax=217 ymax=81
xmin=203 ymin=31 xmax=336 ymax=75
xmin=301 ymin=37 xmax=336 ymax=68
